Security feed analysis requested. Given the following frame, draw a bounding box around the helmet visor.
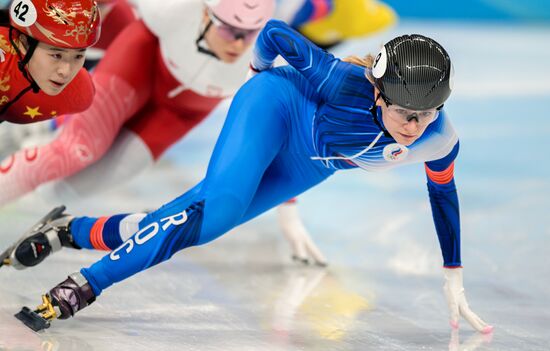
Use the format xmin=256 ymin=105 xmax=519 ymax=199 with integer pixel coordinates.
xmin=386 ymin=105 xmax=439 ymax=126
xmin=207 ymin=10 xmax=260 ymax=44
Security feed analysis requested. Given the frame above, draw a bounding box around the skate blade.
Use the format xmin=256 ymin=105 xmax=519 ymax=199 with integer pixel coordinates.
xmin=0 ymin=249 xmax=13 ymax=268
xmin=15 ymin=306 xmax=51 ymax=332
xmin=1 ymin=257 xmax=10 ymax=267
xmin=0 ymin=205 xmax=65 ymax=270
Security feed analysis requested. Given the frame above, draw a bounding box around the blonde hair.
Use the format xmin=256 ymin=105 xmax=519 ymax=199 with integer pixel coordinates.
xmin=342 ymin=54 xmax=376 ymax=84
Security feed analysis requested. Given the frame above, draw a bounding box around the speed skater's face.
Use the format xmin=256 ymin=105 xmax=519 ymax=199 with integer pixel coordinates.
xmin=23 ymin=40 xmax=86 ymax=96
xmin=375 ymin=88 xmax=437 ymax=146
xmin=202 ymin=9 xmax=259 ymax=63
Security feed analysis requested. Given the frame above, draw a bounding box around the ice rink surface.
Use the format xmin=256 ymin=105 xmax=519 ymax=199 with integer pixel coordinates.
xmin=1 ymin=21 xmax=550 ymax=350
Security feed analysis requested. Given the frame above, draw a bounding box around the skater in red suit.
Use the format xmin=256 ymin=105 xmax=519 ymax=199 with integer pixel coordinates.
xmin=0 ymin=0 xmax=329 ymax=266
xmin=0 ymin=0 xmax=101 ymax=123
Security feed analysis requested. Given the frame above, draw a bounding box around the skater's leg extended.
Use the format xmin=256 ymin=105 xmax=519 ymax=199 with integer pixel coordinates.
xmin=67 ymin=183 xmax=204 ymax=251
xmin=17 ymin=73 xmax=318 ymax=327
xmin=76 ymin=74 xmax=295 ymax=296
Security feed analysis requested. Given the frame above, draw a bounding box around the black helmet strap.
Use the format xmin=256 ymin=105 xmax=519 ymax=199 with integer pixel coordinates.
xmin=8 ymin=28 xmax=40 ymax=93
xmin=195 ymin=20 xmax=219 ymax=60
xmin=369 ymin=93 xmax=393 ymax=139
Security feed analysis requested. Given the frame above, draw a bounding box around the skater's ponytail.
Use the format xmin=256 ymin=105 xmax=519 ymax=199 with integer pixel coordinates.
xmin=342 ymin=54 xmax=376 ymax=84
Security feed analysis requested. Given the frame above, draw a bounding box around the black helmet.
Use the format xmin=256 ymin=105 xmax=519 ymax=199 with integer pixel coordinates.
xmin=372 ymin=34 xmax=453 ymax=110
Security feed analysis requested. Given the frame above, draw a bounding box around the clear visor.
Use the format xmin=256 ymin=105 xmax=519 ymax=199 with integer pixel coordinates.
xmin=207 ymin=10 xmax=260 ymax=44
xmin=386 ymin=105 xmax=439 ymax=126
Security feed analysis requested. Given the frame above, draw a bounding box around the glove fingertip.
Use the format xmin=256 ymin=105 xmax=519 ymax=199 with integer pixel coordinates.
xmin=291 ymin=255 xmax=309 ymax=265
xmin=315 ymin=261 xmax=328 ymax=268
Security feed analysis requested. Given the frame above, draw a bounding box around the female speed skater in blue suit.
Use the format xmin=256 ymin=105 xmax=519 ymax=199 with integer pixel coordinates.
xmin=7 ymin=19 xmax=492 ymax=334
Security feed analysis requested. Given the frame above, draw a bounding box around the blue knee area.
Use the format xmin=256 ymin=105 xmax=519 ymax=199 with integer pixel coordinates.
xmin=197 ymin=194 xmax=247 ymax=245
xmin=148 ymin=200 xmax=204 ymax=267
xmin=139 ymin=182 xmax=203 ymax=230
xmin=81 ymin=200 xmax=205 ymax=295
xmin=70 ymin=217 xmax=97 ymax=249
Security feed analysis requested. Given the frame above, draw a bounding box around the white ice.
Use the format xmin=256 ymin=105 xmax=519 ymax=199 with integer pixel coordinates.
xmin=1 ymin=21 xmax=549 ymax=350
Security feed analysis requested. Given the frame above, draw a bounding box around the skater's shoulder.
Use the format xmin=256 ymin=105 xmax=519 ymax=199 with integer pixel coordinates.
xmin=0 ymin=28 xmax=20 ymax=72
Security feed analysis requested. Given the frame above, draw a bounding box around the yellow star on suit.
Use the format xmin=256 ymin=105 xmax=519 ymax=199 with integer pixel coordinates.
xmin=23 ymin=106 xmax=43 ymax=119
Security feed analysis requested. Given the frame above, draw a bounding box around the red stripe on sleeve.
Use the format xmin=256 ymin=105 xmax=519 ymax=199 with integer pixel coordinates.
xmin=90 ymin=217 xmax=111 ymax=251
xmin=425 ymin=162 xmax=455 ymax=184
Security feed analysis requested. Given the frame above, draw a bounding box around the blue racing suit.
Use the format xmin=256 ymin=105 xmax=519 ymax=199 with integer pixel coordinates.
xmin=70 ymin=20 xmax=461 ymax=296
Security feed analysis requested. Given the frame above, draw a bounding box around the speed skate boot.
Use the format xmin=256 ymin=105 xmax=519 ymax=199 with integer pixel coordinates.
xmin=16 ymin=272 xmax=96 ymax=331
xmin=0 ymin=206 xmax=80 ymax=270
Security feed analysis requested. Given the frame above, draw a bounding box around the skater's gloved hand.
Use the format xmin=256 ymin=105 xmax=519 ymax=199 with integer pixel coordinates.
xmin=277 ymin=202 xmax=327 ymax=266
xmin=443 ymin=267 xmax=493 ymax=334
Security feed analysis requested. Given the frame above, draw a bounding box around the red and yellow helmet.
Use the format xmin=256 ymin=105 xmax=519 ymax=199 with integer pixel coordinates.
xmin=9 ymin=0 xmax=101 ymax=49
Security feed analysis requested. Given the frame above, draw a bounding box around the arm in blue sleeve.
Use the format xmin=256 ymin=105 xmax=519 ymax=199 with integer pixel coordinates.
xmin=425 ymin=141 xmax=462 ymax=267
xmin=251 ymin=19 xmax=349 ymax=102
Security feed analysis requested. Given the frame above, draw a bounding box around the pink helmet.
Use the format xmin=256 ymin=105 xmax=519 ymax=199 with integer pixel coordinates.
xmin=204 ymin=0 xmax=275 ymax=30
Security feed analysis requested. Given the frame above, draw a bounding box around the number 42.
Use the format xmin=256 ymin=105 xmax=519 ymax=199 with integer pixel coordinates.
xmin=13 ymin=1 xmax=30 ymax=22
